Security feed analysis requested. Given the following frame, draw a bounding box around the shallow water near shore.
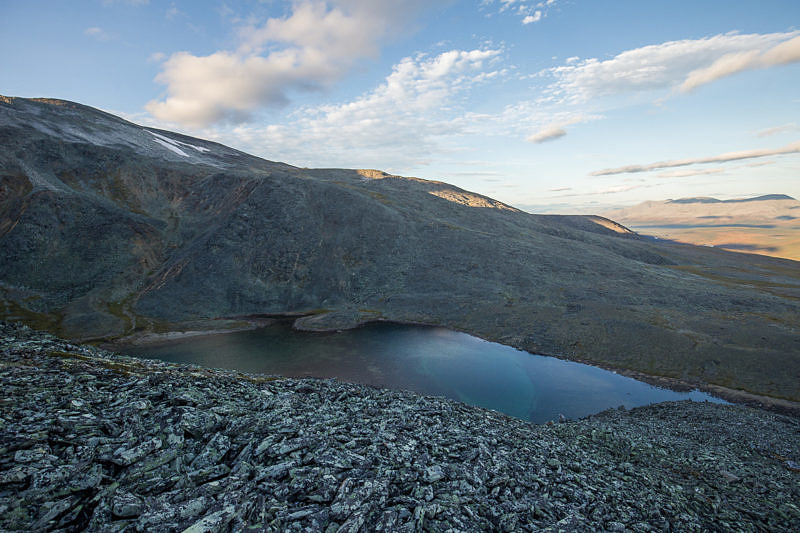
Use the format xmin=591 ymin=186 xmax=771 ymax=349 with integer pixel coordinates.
xmin=119 ymin=321 xmax=725 ymax=423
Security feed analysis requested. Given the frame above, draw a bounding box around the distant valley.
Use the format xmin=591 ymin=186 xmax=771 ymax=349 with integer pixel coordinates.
xmin=605 ymin=195 xmax=800 ymax=261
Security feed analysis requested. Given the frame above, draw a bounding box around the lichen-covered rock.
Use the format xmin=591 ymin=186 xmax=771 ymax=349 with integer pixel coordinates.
xmin=111 ymin=491 xmax=144 ymax=518
xmin=0 ymin=321 xmax=798 ymax=531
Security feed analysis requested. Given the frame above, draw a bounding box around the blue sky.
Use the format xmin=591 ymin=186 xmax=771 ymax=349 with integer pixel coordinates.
xmin=2 ymin=1 xmax=799 ymax=212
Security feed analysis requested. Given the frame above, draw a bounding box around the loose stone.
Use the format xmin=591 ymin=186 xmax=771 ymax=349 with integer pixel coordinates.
xmin=0 ymin=322 xmax=798 ymax=532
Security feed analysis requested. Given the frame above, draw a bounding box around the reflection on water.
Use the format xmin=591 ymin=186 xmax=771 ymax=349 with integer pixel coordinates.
xmin=119 ymin=321 xmax=725 ymax=424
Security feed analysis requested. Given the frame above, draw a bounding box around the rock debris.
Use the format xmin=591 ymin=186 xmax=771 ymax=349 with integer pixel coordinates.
xmin=0 ymin=322 xmax=798 ymax=532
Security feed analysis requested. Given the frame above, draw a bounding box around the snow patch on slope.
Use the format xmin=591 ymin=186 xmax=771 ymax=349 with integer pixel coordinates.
xmin=150 ymin=136 xmax=189 ymax=157
xmin=148 ymin=130 xmax=210 ymax=156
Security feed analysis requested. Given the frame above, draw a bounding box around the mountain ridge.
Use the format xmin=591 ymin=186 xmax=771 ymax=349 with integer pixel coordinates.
xmin=668 ymin=194 xmax=796 ymax=204
xmin=1 ymin=96 xmax=799 ymax=401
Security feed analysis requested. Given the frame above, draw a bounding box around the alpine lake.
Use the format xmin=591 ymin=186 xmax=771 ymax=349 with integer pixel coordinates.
xmin=119 ymin=321 xmax=725 ymax=424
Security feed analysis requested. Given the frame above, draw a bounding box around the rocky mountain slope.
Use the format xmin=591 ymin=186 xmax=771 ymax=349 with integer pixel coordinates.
xmin=1 ymin=96 xmax=799 ymax=401
xmin=605 ymin=195 xmax=800 ymax=260
xmin=1 ymin=322 xmax=798 ymax=532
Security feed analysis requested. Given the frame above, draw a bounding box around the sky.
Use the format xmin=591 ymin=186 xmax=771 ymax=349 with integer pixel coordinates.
xmin=2 ymin=0 xmax=799 ymax=213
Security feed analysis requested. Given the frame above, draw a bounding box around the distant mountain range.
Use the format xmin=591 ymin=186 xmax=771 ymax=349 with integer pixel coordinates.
xmin=668 ymin=194 xmax=795 ymax=204
xmin=1 ymin=96 xmax=799 ymax=401
xmin=605 ymin=195 xmax=800 ymax=260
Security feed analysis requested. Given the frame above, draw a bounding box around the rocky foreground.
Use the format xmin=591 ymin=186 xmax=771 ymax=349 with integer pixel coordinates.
xmin=1 ymin=322 xmax=798 ymax=532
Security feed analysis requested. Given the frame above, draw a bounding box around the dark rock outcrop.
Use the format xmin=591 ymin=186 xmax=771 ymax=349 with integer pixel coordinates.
xmin=0 ymin=96 xmax=799 ymax=401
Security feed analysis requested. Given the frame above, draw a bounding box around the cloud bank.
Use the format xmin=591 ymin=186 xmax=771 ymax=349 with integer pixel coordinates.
xmin=680 ymin=35 xmax=800 ymax=92
xmin=548 ymin=31 xmax=798 ymax=102
xmin=591 ymin=141 xmax=800 ymax=176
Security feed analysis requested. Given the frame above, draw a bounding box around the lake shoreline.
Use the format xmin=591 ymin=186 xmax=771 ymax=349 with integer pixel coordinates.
xmin=107 ymin=315 xmax=800 ymax=419
xmin=2 ymin=320 xmax=798 ymax=531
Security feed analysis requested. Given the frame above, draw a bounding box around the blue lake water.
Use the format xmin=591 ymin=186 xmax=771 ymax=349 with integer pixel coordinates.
xmin=120 ymin=321 xmax=725 ymax=424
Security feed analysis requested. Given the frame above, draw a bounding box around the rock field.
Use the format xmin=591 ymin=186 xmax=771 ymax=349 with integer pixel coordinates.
xmin=1 ymin=321 xmax=798 ymax=532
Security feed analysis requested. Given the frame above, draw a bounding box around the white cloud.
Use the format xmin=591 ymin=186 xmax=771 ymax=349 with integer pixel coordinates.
xmin=208 ymin=48 xmax=503 ymax=169
xmin=678 ymin=50 xmax=761 ymax=92
xmin=84 ymin=27 xmax=113 ymax=42
xmin=527 ymin=124 xmax=565 ymax=143
xmin=166 ymin=3 xmax=182 ymax=20
xmin=656 ymin=167 xmax=726 ymax=179
xmin=526 ymin=114 xmax=597 ymax=143
xmin=756 ymin=122 xmax=798 ymax=138
xmin=147 ymin=51 xmax=310 ymax=127
xmin=147 ymin=1 xmax=447 ymax=128
xmin=744 ymin=160 xmax=775 ymax=167
xmin=680 ymin=35 xmax=800 ymax=92
xmin=483 ymin=0 xmax=554 ymax=25
xmin=522 ymin=11 xmax=542 ymax=24
xmin=591 ymin=141 xmax=800 ymax=176
xmin=548 ymin=31 xmax=798 ymax=102
xmin=762 ymin=34 xmax=800 ymax=64
xmin=147 ymin=51 xmax=166 ymax=63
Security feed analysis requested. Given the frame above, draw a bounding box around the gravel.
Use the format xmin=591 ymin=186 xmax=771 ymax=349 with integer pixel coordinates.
xmin=1 ymin=321 xmax=798 ymax=532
